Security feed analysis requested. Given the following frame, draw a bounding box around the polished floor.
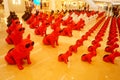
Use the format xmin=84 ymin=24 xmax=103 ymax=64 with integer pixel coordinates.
xmin=0 ymin=10 xmax=120 ymax=80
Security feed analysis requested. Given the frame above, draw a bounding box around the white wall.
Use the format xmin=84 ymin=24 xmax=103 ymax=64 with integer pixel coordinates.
xmin=84 ymin=0 xmax=98 ymax=11
xmin=8 ymin=0 xmax=26 ymax=13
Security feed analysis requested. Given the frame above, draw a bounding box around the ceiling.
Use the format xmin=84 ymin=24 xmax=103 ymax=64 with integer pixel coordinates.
xmin=93 ymin=0 xmax=120 ymax=2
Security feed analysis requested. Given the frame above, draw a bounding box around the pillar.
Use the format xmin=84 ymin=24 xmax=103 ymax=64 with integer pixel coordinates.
xmin=3 ymin=0 xmax=9 ymax=16
xmin=7 ymin=0 xmax=26 ymax=13
xmin=55 ymin=0 xmax=62 ymax=11
xmin=49 ymin=0 xmax=55 ymax=10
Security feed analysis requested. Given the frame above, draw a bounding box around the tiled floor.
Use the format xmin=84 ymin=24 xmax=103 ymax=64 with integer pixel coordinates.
xmin=0 ymin=9 xmax=120 ymax=80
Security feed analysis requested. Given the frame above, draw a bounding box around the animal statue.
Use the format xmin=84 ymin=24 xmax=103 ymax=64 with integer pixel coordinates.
xmin=6 ymin=19 xmax=20 ymax=34
xmin=47 ymin=15 xmax=54 ymax=24
xmin=29 ymin=17 xmax=40 ymax=28
xmin=26 ymin=14 xmax=36 ymax=24
xmin=81 ymin=51 xmax=97 ymax=63
xmin=6 ymin=24 xmax=25 ymax=45
xmin=72 ymin=19 xmax=85 ymax=30
xmin=22 ymin=10 xmax=32 ymax=21
xmin=34 ymin=21 xmax=49 ymax=36
xmin=43 ymin=26 xmax=60 ymax=48
xmin=103 ymin=51 xmax=120 ymax=63
xmin=62 ymin=16 xmax=72 ymax=26
xmin=7 ymin=11 xmax=18 ymax=27
xmin=60 ymin=24 xmax=73 ymax=37
xmin=5 ymin=34 xmax=34 ymax=70
xmin=58 ymin=50 xmax=72 ymax=63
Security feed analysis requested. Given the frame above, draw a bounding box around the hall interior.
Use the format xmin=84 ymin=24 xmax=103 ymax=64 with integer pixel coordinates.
xmin=0 ymin=0 xmax=120 ymax=80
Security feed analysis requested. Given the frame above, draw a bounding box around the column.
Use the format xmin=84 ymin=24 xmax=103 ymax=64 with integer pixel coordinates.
xmin=49 ymin=0 xmax=55 ymax=10
xmin=8 ymin=0 xmax=26 ymax=13
xmin=3 ymin=0 xmax=9 ymax=16
xmin=55 ymin=0 xmax=62 ymax=11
